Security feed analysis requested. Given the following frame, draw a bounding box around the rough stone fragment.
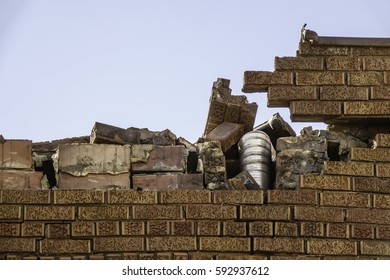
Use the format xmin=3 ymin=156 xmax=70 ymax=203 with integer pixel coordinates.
xmin=0 ymin=238 xmax=36 ymax=252
xmin=57 ymin=172 xmax=130 ymax=189
xmin=1 ymin=190 xmax=50 ymax=204
xmin=0 ymin=140 xmax=32 ymax=169
xmin=133 ymin=205 xmax=182 ymax=220
xmin=200 ymin=237 xmax=250 ymax=252
xmin=205 ymin=122 xmax=244 ymax=153
xmin=348 ymin=72 xmax=382 ymax=85
xmin=25 ymin=206 xmax=75 ymax=220
xmin=240 ymin=205 xmax=290 ymax=220
xmin=132 ymin=173 xmax=203 ymax=190
xmin=131 ymin=145 xmax=186 ymax=172
xmin=296 ymin=72 xmax=344 ymax=85
xmin=186 ymin=205 xmax=236 ymax=220
xmin=344 ymin=101 xmax=390 ymax=115
xmin=275 ymin=56 xmax=324 ymax=70
xmin=254 ymin=237 xmax=304 ymax=253
xmin=300 ymin=175 xmax=350 ymax=190
xmin=78 ymin=206 xmax=129 ymax=220
xmin=324 ymin=161 xmax=374 ymax=177
xmin=147 ymin=236 xmax=196 ymax=251
xmin=90 ymin=122 xmax=140 ymax=145
xmin=267 ymin=86 xmax=317 ymax=107
xmin=307 ymin=240 xmax=357 ymax=255
xmin=54 ymin=190 xmax=105 ymax=204
xmin=108 ymin=190 xmax=157 ymax=204
xmin=94 ymin=237 xmax=144 ymax=252
xmin=0 ymin=170 xmax=42 ymax=190
xmin=56 ymin=143 xmax=131 ymax=176
xmin=320 ymin=86 xmax=369 ymax=100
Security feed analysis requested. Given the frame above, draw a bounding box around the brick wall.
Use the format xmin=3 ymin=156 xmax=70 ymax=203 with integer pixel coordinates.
xmin=0 ymin=187 xmax=389 ymax=260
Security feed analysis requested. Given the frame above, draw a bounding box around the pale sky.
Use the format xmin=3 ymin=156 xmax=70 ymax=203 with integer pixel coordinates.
xmin=1 ymin=0 xmax=389 ymax=143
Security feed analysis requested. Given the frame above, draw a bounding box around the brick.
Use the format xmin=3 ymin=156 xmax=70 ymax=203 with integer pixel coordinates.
xmin=386 ymin=72 xmax=390 ymax=85
xmin=307 ymin=239 xmax=357 ymax=255
xmin=71 ymin=222 xmax=95 ymax=237
xmin=224 ymin=103 xmax=241 ymax=123
xmin=377 ymin=226 xmax=390 ymax=239
xmin=106 ymin=254 xmax=123 ymax=260
xmin=371 ymin=87 xmax=390 ymax=99
xmin=242 ymin=71 xmax=293 ymax=93
xmin=300 ymin=175 xmax=350 ymax=190
xmin=254 ymin=237 xmax=304 ymax=253
xmin=351 ymin=224 xmax=374 ymax=239
xmin=374 ymin=194 xmax=390 ymax=209
xmin=25 ymin=206 xmax=75 ymax=221
xmin=217 ymin=254 xmax=268 ymax=260
xmin=108 ymin=190 xmax=157 ymax=204
xmin=267 ymin=189 xmax=317 ymax=205
xmin=134 ymin=205 xmax=182 ymax=220
xmin=171 ymin=221 xmax=194 ymax=235
xmin=200 ymin=237 xmax=250 ymax=252
xmin=0 ymin=205 xmax=22 ymax=220
xmin=147 ymin=236 xmax=196 ymax=251
xmin=326 ymin=57 xmax=360 ymax=70
xmin=47 ymin=224 xmax=70 ymax=238
xmin=275 ymin=56 xmax=324 ymax=70
xmin=197 ymin=221 xmax=220 ymax=236
xmin=0 ymin=223 xmax=20 ymax=236
xmin=327 ymin=223 xmax=349 ymax=239
xmin=90 ymin=254 xmax=105 ymax=260
xmin=213 ymin=190 xmax=263 ymax=204
xmin=40 ymin=239 xmax=90 ymax=254
xmin=223 ymin=222 xmax=246 ymax=236
xmin=351 ymin=148 xmax=390 ymax=162
xmin=205 ymin=122 xmax=244 ymax=152
xmin=364 ymin=57 xmax=390 ymax=70
xmin=239 ymin=103 xmax=258 ymax=133
xmin=275 ymin=222 xmax=298 ymax=237
xmin=295 ymin=206 xmax=344 ymax=222
xmin=96 ymin=221 xmax=120 ymax=236
xmin=160 ymin=190 xmax=211 ymax=204
xmin=296 ymin=72 xmax=344 ymax=86
xmin=345 ymin=101 xmax=390 ymax=115
xmin=131 ymin=145 xmax=185 ymax=172
xmin=376 ymin=163 xmax=390 ymax=178
xmin=271 ymin=255 xmax=321 ymax=260
xmin=353 ymin=177 xmax=390 ymax=193
xmin=147 ymin=221 xmax=170 ymax=235
xmin=352 ymin=46 xmax=390 ymax=56
xmin=240 ymin=205 xmax=290 ymax=220
xmin=375 ymin=134 xmax=390 ymax=147
xmin=54 ymin=190 xmax=104 ymax=204
xmin=0 ymin=238 xmax=35 ymax=252
xmin=290 ymin=101 xmax=342 ymax=121
xmin=301 ymin=222 xmax=324 ymax=237
xmin=78 ymin=206 xmax=129 ymax=220
xmin=0 ymin=170 xmax=42 ymax=190
xmin=0 ymin=140 xmax=32 ymax=169
xmin=1 ymin=190 xmax=50 ymax=204
xmin=348 ymin=72 xmax=382 ymax=85
xmin=57 ymin=144 xmax=130 ymax=176
xmin=94 ymin=237 xmax=144 ymax=252
xmin=249 ymin=221 xmax=273 ymax=236
xmin=299 ymin=42 xmax=349 ymax=56
xmin=122 ymin=221 xmax=144 ymax=235
xmin=268 ymin=86 xmax=317 ymax=107
xmin=21 ymin=222 xmax=44 ymax=237
xmin=174 ymin=253 xmax=188 ymax=260
xmin=186 ymin=205 xmax=236 ymax=220
xmin=156 ymin=253 xmax=172 ymax=260
xmin=320 ymin=86 xmax=369 ymax=100
xmin=324 ymin=161 xmax=374 ymax=177
xmin=189 ymin=253 xmax=215 ymax=260
xmin=58 ymin=172 xmax=130 ymax=190
xmin=320 ymin=192 xmax=371 ymax=208
xmin=132 ymin=173 xmax=204 ymax=190
xmin=361 ymin=241 xmax=390 ymax=256
xmin=347 ymin=208 xmax=390 ymax=224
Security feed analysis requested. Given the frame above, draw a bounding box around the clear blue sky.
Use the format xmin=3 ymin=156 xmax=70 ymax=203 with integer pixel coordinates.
xmin=1 ymin=0 xmax=389 ymax=142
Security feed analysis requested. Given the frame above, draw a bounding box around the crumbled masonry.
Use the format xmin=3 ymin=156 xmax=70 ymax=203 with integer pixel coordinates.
xmin=1 ymin=28 xmax=390 ymax=260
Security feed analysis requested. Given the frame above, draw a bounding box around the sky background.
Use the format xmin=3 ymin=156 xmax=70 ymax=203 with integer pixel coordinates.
xmin=1 ymin=0 xmax=389 ymax=143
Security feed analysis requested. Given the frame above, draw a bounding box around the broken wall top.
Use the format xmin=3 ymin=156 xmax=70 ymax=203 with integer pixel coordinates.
xmin=243 ymin=28 xmax=390 ymax=126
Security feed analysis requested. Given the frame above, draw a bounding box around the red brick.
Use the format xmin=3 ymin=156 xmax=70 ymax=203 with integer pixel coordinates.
xmin=351 ymin=224 xmax=374 ymax=239
xmin=300 ymin=222 xmax=324 ymax=237
xmin=275 ymin=57 xmax=324 ymax=70
xmin=320 ymin=86 xmax=369 ymax=100
xmin=376 ymin=163 xmax=390 ymax=178
xmin=295 ymin=206 xmax=344 ymax=222
xmin=320 ymin=192 xmax=371 ymax=208
xmin=267 ymin=189 xmax=317 ymax=205
xmin=200 ymin=237 xmax=250 ymax=252
xmin=326 ymin=57 xmax=360 ymax=70
xmin=134 ymin=205 xmax=182 ymax=220
xmin=0 ymin=238 xmax=35 ymax=252
xmin=0 ymin=140 xmax=32 ymax=169
xmin=347 ymin=208 xmax=390 ymax=224
xmin=187 ymin=205 xmax=236 ymax=220
xmin=307 ymin=239 xmax=357 ymax=255
xmin=213 ymin=190 xmax=263 ymax=204
xmin=300 ymin=175 xmax=350 ymax=190
xmin=40 ymin=239 xmax=90 ymax=254
xmin=240 ymin=205 xmax=290 ymax=221
xmin=160 ymin=190 xmax=211 ymax=204
xmin=327 ymin=223 xmax=349 ymax=239
xmin=249 ymin=222 xmax=273 ymax=236
xmin=54 ymin=190 xmax=104 ymax=204
xmin=296 ymin=72 xmax=344 ymax=85
xmin=0 ymin=170 xmax=42 ymax=190
xmin=361 ymin=241 xmax=390 ymax=256
xmin=254 ymin=237 xmax=304 ymax=253
xmin=275 ymin=222 xmax=298 ymax=237
xmin=324 ymin=161 xmax=374 ymax=177
xmin=374 ymin=194 xmax=390 ymax=209
xmin=94 ymin=237 xmax=144 ymax=252
xmin=108 ymin=190 xmax=157 ymax=204
xmin=147 ymin=236 xmax=196 ymax=251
